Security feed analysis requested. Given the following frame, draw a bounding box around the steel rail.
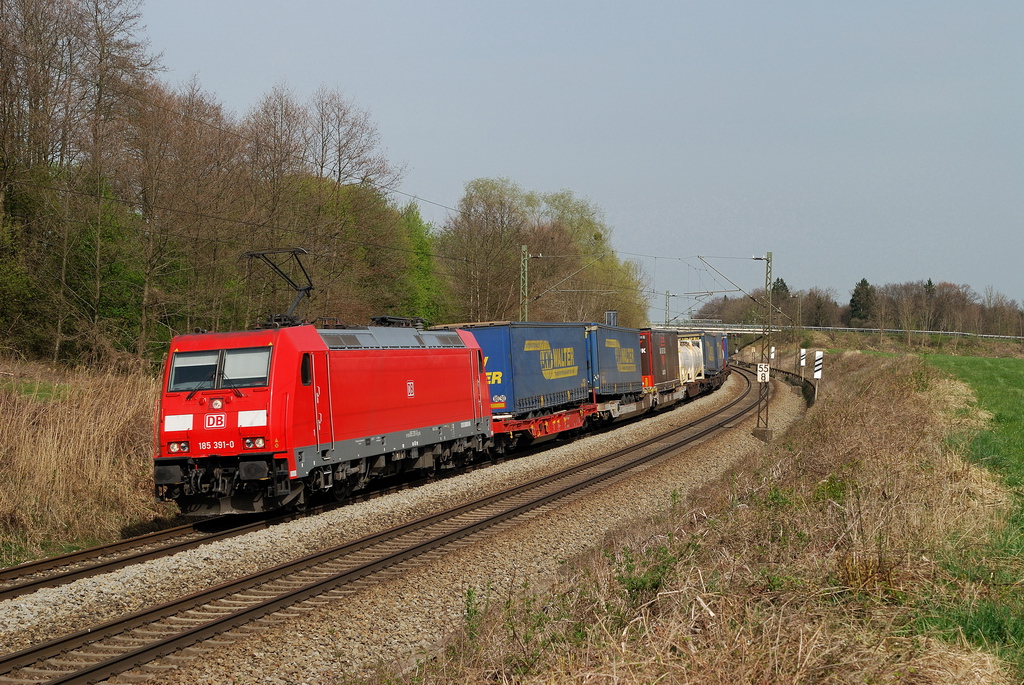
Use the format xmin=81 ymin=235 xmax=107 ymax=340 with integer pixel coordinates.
xmin=0 ymin=523 xmax=198 ymax=583
xmin=0 ymin=512 xmax=318 ymax=602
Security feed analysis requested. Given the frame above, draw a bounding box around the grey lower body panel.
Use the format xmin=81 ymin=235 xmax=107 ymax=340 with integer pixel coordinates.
xmin=292 ymin=417 xmax=491 ymax=478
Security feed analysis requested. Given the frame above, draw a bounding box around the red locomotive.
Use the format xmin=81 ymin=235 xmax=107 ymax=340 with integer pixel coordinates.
xmin=153 ymin=325 xmax=492 ymax=515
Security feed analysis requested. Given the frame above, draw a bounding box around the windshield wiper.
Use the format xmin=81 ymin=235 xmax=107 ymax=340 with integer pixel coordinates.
xmin=186 ymin=370 xmax=217 ymax=400
xmin=221 ymin=377 xmax=244 ymax=397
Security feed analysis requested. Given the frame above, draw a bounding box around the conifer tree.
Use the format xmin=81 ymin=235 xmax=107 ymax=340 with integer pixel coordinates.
xmin=849 ymin=278 xmax=875 ymax=327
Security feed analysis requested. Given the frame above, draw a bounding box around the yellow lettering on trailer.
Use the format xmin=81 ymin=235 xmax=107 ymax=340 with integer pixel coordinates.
xmin=525 ymin=340 xmax=578 ymax=379
xmin=538 ymin=347 xmax=578 ymax=380
xmin=615 ymin=346 xmax=637 ymax=373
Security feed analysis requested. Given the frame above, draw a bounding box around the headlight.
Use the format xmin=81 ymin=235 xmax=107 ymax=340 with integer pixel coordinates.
xmin=167 ymin=441 xmax=189 ymax=453
xmin=243 ymin=437 xmax=267 ymax=450
xmin=254 ymin=437 xmax=266 ymax=448
xmin=168 ymin=442 xmax=179 ymax=453
xmin=211 ymin=398 xmax=224 ymax=410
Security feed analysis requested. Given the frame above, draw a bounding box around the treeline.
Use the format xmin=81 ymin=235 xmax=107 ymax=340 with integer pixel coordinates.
xmin=0 ymin=0 xmax=647 ymax=366
xmin=697 ymin=278 xmax=1024 ymax=338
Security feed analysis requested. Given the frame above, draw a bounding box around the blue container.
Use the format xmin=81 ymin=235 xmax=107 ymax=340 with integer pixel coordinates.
xmin=587 ymin=325 xmax=644 ymax=395
xmin=459 ymin=323 xmax=590 ymax=416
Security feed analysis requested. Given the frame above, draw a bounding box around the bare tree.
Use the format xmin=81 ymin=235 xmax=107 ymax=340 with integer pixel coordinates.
xmin=0 ymin=0 xmax=85 ymax=360
xmin=306 ymin=86 xmax=401 ymax=189
xmin=981 ymin=287 xmax=1021 ymax=336
xmin=242 ymin=83 xmax=308 ymax=229
xmin=118 ymin=76 xmax=250 ymax=352
xmin=436 ymin=178 xmax=527 ymax=322
xmin=75 ymin=0 xmax=154 ymax=361
xmin=435 ymin=178 xmax=648 ymax=325
xmin=934 ymin=282 xmax=975 ymax=337
xmin=803 ymin=287 xmax=840 ymax=327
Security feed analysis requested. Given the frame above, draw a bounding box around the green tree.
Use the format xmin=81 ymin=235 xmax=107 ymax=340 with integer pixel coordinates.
xmin=849 ymin=278 xmax=875 ymax=327
xmin=396 ymin=203 xmax=445 ymax=323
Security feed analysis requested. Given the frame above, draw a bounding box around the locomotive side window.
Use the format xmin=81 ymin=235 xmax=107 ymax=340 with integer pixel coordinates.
xmin=222 ymin=348 xmax=272 ymax=388
xmin=168 ymin=351 xmax=219 ymax=392
xmin=300 ymin=353 xmax=312 ymax=386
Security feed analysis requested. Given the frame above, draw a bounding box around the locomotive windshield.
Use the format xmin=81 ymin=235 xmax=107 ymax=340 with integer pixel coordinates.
xmin=168 ymin=347 xmax=272 ymax=392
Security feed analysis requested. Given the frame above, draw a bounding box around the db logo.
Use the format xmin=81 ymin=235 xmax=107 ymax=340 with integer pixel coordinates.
xmin=205 ymin=413 xmax=227 ymax=429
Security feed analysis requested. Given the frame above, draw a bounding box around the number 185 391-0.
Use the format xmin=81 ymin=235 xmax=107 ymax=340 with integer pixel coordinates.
xmin=198 ymin=440 xmax=235 ymax=451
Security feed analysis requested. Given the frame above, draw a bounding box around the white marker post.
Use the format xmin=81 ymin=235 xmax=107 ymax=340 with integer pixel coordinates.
xmin=813 ymin=350 xmax=823 ymax=402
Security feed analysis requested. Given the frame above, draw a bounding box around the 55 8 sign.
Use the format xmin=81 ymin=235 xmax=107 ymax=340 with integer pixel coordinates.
xmin=757 ymin=363 xmax=770 ymax=383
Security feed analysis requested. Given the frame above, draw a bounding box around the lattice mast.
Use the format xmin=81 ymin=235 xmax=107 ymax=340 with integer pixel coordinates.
xmin=756 ymin=251 xmax=772 ymax=435
xmin=520 ymin=244 xmax=529 ymax=321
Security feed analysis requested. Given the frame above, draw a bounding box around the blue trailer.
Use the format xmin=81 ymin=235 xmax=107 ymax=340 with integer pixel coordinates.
xmin=453 ymin=322 xmax=590 ymax=416
xmin=586 ymin=324 xmax=644 ymax=396
xmin=700 ymin=332 xmax=729 ymax=376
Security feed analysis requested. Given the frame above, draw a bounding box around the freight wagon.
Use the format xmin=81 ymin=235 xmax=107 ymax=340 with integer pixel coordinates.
xmin=676 ymin=330 xmax=730 ymax=396
xmin=439 ymin=322 xmax=656 ymax=446
xmin=438 ymin=322 xmax=595 ymax=448
xmin=587 ymin=324 xmax=649 ymax=421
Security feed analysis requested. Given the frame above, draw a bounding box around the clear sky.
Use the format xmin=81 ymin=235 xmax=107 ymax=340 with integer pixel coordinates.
xmin=140 ymin=1 xmax=1023 ymax=322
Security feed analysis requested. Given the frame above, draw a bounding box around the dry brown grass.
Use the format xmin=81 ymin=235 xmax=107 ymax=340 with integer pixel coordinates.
xmin=0 ymin=358 xmax=174 ymax=564
xmin=385 ymin=353 xmax=1014 ymax=684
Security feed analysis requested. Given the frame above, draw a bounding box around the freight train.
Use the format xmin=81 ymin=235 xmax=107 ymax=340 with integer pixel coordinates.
xmin=153 ymin=322 xmax=729 ymax=515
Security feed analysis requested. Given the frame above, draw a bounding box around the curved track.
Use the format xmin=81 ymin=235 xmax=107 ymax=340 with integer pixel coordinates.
xmin=0 ymin=368 xmax=757 ymax=684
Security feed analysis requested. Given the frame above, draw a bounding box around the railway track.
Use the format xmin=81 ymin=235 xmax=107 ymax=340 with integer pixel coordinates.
xmin=0 ymin=368 xmax=756 ymax=684
xmin=0 ymin=515 xmax=306 ymax=603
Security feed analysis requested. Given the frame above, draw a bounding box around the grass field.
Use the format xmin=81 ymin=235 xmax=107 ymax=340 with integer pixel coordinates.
xmin=918 ymin=355 xmax=1024 ymax=672
xmin=924 ymin=356 xmax=1024 ymax=487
